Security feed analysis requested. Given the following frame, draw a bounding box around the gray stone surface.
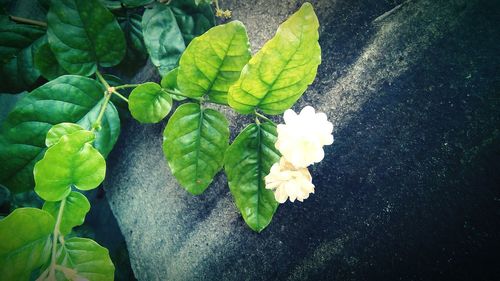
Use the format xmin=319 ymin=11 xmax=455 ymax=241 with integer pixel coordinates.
xmin=104 ymin=0 xmax=500 ymax=280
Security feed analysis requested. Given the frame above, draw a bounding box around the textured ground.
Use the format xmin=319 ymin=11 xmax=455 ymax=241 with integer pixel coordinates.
xmin=104 ymin=0 xmax=500 ymax=280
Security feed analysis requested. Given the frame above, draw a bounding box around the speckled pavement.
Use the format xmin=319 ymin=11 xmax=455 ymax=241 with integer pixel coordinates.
xmin=104 ymin=0 xmax=500 ymax=280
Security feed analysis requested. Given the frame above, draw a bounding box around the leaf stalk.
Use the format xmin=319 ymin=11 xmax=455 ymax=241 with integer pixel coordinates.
xmin=47 ymin=198 xmax=66 ymax=280
xmin=255 ymin=111 xmax=275 ymax=125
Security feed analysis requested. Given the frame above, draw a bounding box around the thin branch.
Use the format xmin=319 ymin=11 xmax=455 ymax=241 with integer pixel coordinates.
xmin=111 ymin=90 xmax=129 ymax=103
xmin=255 ymin=111 xmax=276 ymax=125
xmin=9 ymin=15 xmax=47 ymax=27
xmin=114 ymin=84 xmax=140 ymax=90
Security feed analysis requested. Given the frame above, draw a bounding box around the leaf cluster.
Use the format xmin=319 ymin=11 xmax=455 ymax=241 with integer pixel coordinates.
xmin=0 ymin=0 xmax=216 ymax=279
xmin=0 ymin=1 xmax=321 ymax=280
xmin=130 ymin=2 xmax=321 ymax=232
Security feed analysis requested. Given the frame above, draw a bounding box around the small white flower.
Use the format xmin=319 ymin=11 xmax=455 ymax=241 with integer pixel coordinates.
xmin=265 ymin=157 xmax=315 ymax=203
xmin=275 ymin=106 xmax=333 ymax=168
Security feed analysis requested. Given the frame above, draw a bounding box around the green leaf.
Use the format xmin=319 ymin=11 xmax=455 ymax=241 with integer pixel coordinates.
xmin=124 ymin=14 xmax=147 ymax=57
xmin=57 ymin=237 xmax=115 ymax=281
xmin=0 ymin=91 xmax=26 ymax=123
xmin=0 ymin=23 xmax=45 ymax=62
xmin=128 ymin=82 xmax=173 ymax=123
xmin=142 ymin=3 xmax=186 ymax=76
xmin=0 ymin=75 xmax=120 ymax=193
xmin=45 ymin=122 xmax=85 ymax=147
xmin=34 ymin=37 xmax=68 ymax=81
xmin=228 ymin=2 xmax=321 ymax=115
xmin=34 ymin=130 xmax=106 ymax=201
xmin=224 ymin=122 xmax=280 ymax=232
xmin=142 ymin=1 xmax=214 ymax=75
xmin=169 ymin=0 xmax=215 ymax=44
xmin=177 ymin=20 xmax=251 ymax=104
xmin=0 ymin=23 xmax=46 ymax=93
xmin=163 ymin=103 xmax=229 ymax=194
xmin=160 ymin=67 xmax=186 ymax=101
xmin=0 ymin=208 xmax=54 ymax=280
xmin=47 ymin=0 xmax=126 ymax=76
xmin=117 ymin=13 xmax=148 ymax=74
xmin=43 ymin=191 xmax=90 ymax=236
xmin=121 ymin=0 xmax=153 ymax=7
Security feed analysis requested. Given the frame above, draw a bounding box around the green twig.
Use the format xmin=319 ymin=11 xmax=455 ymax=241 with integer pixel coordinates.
xmin=9 ymin=15 xmax=47 ymax=27
xmin=255 ymin=111 xmax=275 ymax=125
xmin=47 ymin=198 xmax=66 ymax=280
xmin=93 ymin=70 xmax=114 ymax=131
xmin=112 ymin=90 xmax=129 ymax=103
xmin=114 ymin=84 xmax=140 ymax=90
xmin=95 ymin=70 xmax=111 ymax=89
xmin=92 ymin=91 xmax=113 ymax=131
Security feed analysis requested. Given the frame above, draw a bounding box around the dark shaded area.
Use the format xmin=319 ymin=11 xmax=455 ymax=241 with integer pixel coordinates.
xmin=290 ymin=2 xmax=500 ymax=278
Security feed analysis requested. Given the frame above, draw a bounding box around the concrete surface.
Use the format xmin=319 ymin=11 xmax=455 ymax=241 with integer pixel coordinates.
xmin=104 ymin=0 xmax=500 ymax=280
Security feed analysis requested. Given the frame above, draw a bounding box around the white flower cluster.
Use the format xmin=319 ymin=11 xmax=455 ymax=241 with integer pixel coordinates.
xmin=265 ymin=106 xmax=333 ymax=203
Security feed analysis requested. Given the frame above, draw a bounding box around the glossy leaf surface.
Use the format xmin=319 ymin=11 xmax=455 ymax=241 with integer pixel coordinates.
xmin=177 ymin=20 xmax=251 ymax=104
xmin=128 ymin=82 xmax=173 ymax=123
xmin=57 ymin=237 xmax=115 ymax=281
xmin=163 ymin=103 xmax=229 ymax=194
xmin=0 ymin=208 xmax=54 ymax=280
xmin=34 ymin=130 xmax=106 ymax=201
xmin=43 ymin=191 xmax=90 ymax=235
xmin=228 ymin=3 xmax=321 ymax=114
xmin=0 ymin=75 xmax=120 ymax=193
xmin=224 ymin=122 xmax=280 ymax=232
xmin=47 ymin=0 xmax=126 ymax=76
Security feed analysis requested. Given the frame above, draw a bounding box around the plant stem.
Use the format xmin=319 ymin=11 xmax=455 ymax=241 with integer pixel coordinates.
xmin=112 ymin=90 xmax=129 ymax=102
xmin=255 ymin=111 xmax=275 ymax=125
xmin=114 ymin=84 xmax=140 ymax=90
xmin=9 ymin=15 xmax=47 ymax=27
xmin=93 ymin=70 xmax=114 ymax=131
xmin=95 ymin=70 xmax=110 ymax=89
xmin=47 ymin=198 xmax=66 ymax=280
xmin=92 ymin=91 xmax=113 ymax=132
